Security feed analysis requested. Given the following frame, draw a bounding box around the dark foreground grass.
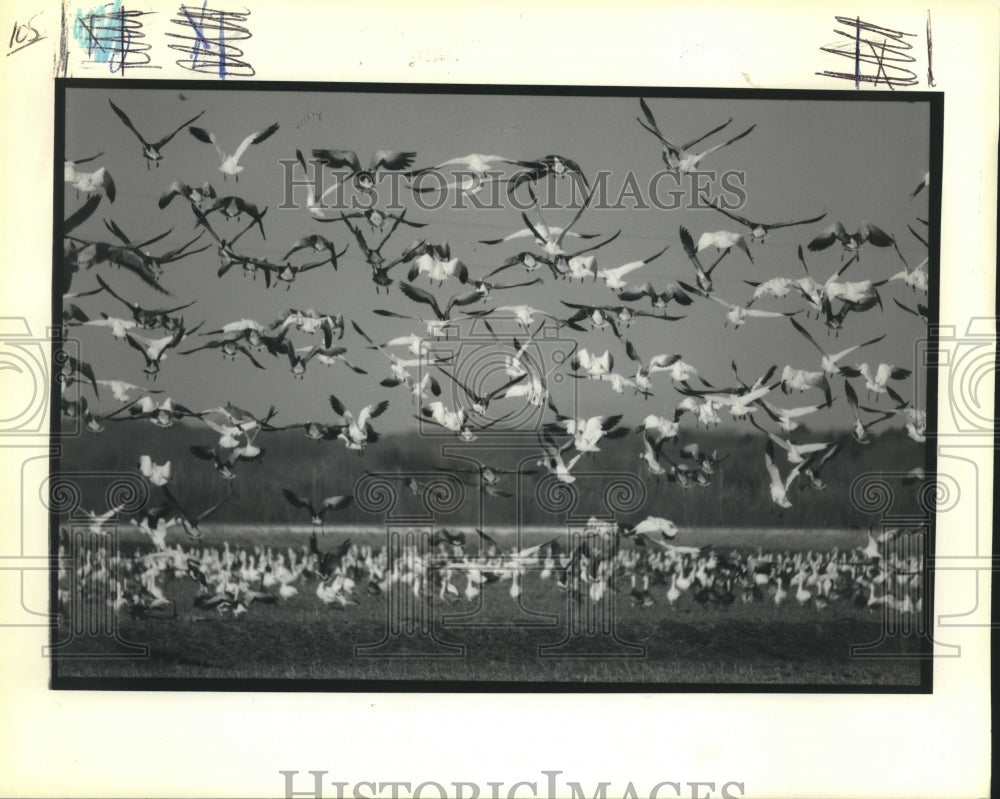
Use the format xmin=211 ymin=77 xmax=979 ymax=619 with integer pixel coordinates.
xmin=53 ymin=577 xmax=924 ymax=686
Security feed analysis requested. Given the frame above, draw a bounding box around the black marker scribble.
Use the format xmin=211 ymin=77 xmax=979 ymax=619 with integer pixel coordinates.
xmin=166 ymin=3 xmax=254 ymax=79
xmin=817 ymin=16 xmax=919 ymax=89
xmin=925 ymin=9 xmax=935 ymax=88
xmin=8 ymin=12 xmax=46 ymax=56
xmin=73 ymin=1 xmax=159 ymax=73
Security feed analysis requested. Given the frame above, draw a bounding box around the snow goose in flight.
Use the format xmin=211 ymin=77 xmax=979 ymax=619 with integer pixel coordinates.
xmin=433 ymin=363 xmax=527 ymax=416
xmin=843 ymin=380 xmax=895 ymax=444
xmin=161 ymin=486 xmax=234 ymax=540
xmin=679 ymin=443 xmax=728 ymax=475
xmin=65 ymin=154 xmax=116 ymax=202
xmin=706 ymin=198 xmax=826 ymax=243
xmin=109 ymin=395 xmax=201 ymax=429
xmin=676 ymin=382 xmax=772 ymax=420
xmin=190 ymin=206 xmax=267 ymax=280
xmin=102 ymin=218 xmax=210 ymax=283
xmin=679 ymin=282 xmax=798 ymax=329
xmin=351 ymin=321 xmax=444 ymax=400
xmin=124 ymin=322 xmax=201 ymax=380
xmin=569 ymin=348 xmax=613 ymax=379
xmin=189 ymin=121 xmax=280 ymax=181
xmin=485 ymin=250 xmax=559 ymax=280
xmin=639 ymin=434 xmax=669 ymax=478
xmin=157 ymin=179 xmax=216 ymax=209
xmin=251 ymin=251 xmax=344 ymax=290
xmin=596 ymin=244 xmax=670 ymax=290
xmin=180 ymin=335 xmax=267 ymax=370
xmin=757 ymin=397 xmax=831 ymax=434
xmin=190 ymin=445 xmax=242 ymax=480
xmin=295 ymin=345 xmax=368 ymax=374
xmin=637 ymin=98 xmax=756 ymax=173
xmin=108 ymin=99 xmax=204 ymax=168
xmin=799 ymin=439 xmax=845 ymax=491
xmin=405 ymin=243 xmax=470 ymax=286
xmin=764 ymin=440 xmax=803 ymax=510
xmin=506 ymin=154 xmax=590 ymax=196
xmin=778 ymin=365 xmax=832 ymax=406
xmin=674 ymin=396 xmax=722 ymax=428
xmin=893 ymin=298 xmax=929 ymax=322
xmin=695 ymin=230 xmax=753 ymax=263
xmin=789 ymin=317 xmax=886 ymax=376
xmin=535 ymin=432 xmax=585 ymax=484
xmin=419 ymin=401 xmax=511 ymax=442
xmin=96 ymin=379 xmax=160 ymax=404
xmin=749 ymin=417 xmax=833 ymax=465
xmin=82 ymin=312 xmax=137 ymax=341
xmin=328 ymin=394 xmax=390 ymax=453
xmin=138 ymin=455 xmax=172 ymax=487
xmin=888 ymin=257 xmax=929 ymax=293
xmin=678 ymin=225 xmax=727 ymax=293
xmin=338 ymin=212 xmax=415 ymax=293
xmin=281 ymin=489 xmax=354 ymax=527
xmin=807 ymin=220 xmax=907 ymax=265
xmin=633 ymin=414 xmax=681 ymax=445
xmin=839 ymin=362 xmax=912 ymax=401
xmin=617 ymin=281 xmax=693 ymax=312
xmin=202 ymin=195 xmax=268 ymax=239
xmin=545 ymin=409 xmax=627 ymax=454
xmin=310 ymin=147 xmax=416 ymax=192
xmin=406 ymin=153 xmax=523 ymax=187
xmin=879 ymin=393 xmax=927 ymax=443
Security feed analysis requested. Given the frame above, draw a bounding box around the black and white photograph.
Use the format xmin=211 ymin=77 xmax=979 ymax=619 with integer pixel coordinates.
xmin=1 ymin=2 xmax=996 ymax=798
xmin=53 ymin=83 xmax=939 ymax=688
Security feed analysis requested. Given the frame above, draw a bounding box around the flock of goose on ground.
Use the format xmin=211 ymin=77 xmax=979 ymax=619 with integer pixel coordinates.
xmin=62 ymin=522 xmax=925 ymax=620
xmin=59 ymin=94 xmax=930 ymax=621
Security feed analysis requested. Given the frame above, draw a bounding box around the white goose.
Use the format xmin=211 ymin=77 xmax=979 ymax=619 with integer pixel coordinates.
xmin=536 ymin=433 xmax=584 ymax=484
xmin=596 ymin=244 xmax=669 ymax=290
xmin=840 ymin=362 xmax=912 ymax=400
xmin=637 ymin=98 xmax=756 ymax=173
xmin=696 ymin=230 xmax=753 ymax=263
xmin=189 ymin=121 xmax=280 ymax=181
xmin=137 ymin=455 xmax=172 ymax=486
xmin=764 ymin=440 xmax=803 ymax=509
xmin=570 ymin=348 xmax=613 ymax=378
xmin=790 ymin=318 xmax=886 ymax=376
xmin=328 ymin=394 xmax=389 ymax=453
xmin=65 ymin=156 xmax=116 ymax=202
xmin=750 ymin=417 xmax=832 ymax=465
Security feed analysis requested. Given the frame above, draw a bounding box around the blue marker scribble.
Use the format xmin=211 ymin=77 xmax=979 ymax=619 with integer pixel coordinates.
xmin=167 ymin=2 xmax=255 ymax=79
xmin=72 ymin=0 xmax=157 ymax=73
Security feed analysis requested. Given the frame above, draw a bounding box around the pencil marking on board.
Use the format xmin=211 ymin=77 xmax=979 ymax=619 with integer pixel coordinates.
xmin=166 ymin=2 xmax=255 ymax=79
xmin=925 ymin=9 xmax=935 ymax=88
xmin=817 ymin=16 xmax=919 ymax=89
xmin=8 ymin=12 xmax=46 ymax=56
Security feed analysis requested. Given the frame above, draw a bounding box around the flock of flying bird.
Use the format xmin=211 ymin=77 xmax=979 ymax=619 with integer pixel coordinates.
xmin=58 ymin=95 xmax=930 ymax=619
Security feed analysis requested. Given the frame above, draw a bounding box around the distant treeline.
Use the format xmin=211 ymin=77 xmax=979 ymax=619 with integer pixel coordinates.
xmin=56 ymin=421 xmax=928 ymax=528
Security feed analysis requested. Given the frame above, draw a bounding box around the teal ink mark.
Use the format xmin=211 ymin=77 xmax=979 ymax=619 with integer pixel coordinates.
xmin=72 ymin=1 xmax=158 ymax=73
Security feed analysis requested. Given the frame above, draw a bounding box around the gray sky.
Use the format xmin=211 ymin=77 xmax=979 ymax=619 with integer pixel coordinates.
xmin=64 ymin=87 xmax=931 ymax=433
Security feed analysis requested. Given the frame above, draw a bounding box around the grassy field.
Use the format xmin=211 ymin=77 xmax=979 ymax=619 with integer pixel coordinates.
xmin=52 ymin=526 xmax=926 ymax=687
